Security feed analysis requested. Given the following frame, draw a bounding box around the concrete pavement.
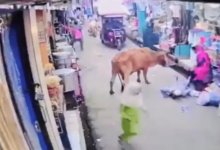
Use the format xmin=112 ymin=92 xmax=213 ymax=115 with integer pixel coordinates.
xmin=77 ymin=30 xmax=220 ymax=150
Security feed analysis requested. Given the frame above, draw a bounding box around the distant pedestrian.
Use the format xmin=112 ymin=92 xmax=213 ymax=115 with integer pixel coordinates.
xmin=118 ymin=82 xmax=146 ymax=147
xmin=62 ymin=22 xmax=83 ymax=51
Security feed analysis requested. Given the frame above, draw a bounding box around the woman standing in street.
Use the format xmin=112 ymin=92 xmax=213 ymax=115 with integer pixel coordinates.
xmin=119 ymin=82 xmax=146 ymax=148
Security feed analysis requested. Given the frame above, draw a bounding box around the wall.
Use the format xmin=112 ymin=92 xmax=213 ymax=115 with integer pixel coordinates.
xmin=36 ymin=10 xmax=49 ymax=66
xmin=0 ymin=42 xmax=29 ymax=150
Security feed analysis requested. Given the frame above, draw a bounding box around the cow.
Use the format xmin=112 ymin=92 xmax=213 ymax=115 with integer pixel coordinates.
xmin=109 ymin=48 xmax=177 ymax=95
xmin=88 ymin=19 xmax=99 ymax=37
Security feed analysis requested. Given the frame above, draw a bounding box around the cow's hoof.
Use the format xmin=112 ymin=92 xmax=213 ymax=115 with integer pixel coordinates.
xmin=137 ymin=79 xmax=141 ymax=83
xmin=146 ymin=81 xmax=151 ymax=84
xmin=121 ymin=86 xmax=124 ymax=92
xmin=110 ymin=90 xmax=114 ymax=95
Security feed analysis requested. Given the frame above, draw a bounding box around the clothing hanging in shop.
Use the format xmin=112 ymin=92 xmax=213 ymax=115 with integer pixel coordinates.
xmin=172 ymin=17 xmax=180 ymax=43
xmin=180 ymin=7 xmax=189 ymax=43
xmin=171 ymin=5 xmax=181 ymax=18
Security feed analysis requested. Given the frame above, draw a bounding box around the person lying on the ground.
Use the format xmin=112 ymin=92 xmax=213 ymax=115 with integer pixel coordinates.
xmin=187 ymin=45 xmax=213 ymax=91
xmin=197 ymin=83 xmax=220 ymax=107
xmin=119 ymin=82 xmax=146 ymax=148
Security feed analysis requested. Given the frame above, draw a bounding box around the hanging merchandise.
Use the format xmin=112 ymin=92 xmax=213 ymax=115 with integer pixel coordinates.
xmin=170 ymin=4 xmax=181 ymax=18
xmin=135 ymin=0 xmax=146 ymax=11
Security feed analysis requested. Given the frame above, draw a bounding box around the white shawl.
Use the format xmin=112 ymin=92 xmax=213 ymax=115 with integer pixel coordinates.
xmin=120 ymin=82 xmax=146 ymax=111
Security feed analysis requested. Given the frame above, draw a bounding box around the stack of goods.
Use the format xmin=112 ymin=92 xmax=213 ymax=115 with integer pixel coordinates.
xmin=46 ymin=75 xmax=63 ymax=110
xmin=44 ymin=63 xmax=55 ymax=75
xmin=208 ymin=36 xmax=220 ymax=68
xmin=188 ymin=29 xmax=213 ymax=47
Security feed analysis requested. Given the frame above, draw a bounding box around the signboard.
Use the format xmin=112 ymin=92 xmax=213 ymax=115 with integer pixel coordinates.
xmin=37 ymin=20 xmax=46 ymax=43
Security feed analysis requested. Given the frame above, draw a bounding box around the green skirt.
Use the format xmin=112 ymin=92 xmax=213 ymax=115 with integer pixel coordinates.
xmin=120 ymin=104 xmax=140 ymax=142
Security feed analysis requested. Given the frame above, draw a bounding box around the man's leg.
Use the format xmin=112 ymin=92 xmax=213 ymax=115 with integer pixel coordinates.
xmin=80 ymin=38 xmax=84 ymax=50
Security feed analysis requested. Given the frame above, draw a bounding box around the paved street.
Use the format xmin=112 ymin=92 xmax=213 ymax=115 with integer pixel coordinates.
xmin=76 ymin=30 xmax=220 ymax=150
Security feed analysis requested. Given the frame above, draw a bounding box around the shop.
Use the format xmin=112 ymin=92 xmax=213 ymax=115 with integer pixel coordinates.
xmin=0 ymin=4 xmax=84 ymax=150
xmin=0 ymin=15 xmax=29 ymax=150
xmin=150 ymin=2 xmax=193 ymax=56
xmin=24 ymin=4 xmax=86 ymax=150
xmin=0 ymin=2 xmax=87 ymax=149
xmin=0 ymin=9 xmax=57 ymax=150
xmin=188 ymin=3 xmax=220 ymax=68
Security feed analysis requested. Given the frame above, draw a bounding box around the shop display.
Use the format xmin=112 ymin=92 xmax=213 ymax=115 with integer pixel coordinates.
xmin=53 ymin=51 xmax=72 ymax=69
xmin=53 ymin=68 xmax=77 ymax=93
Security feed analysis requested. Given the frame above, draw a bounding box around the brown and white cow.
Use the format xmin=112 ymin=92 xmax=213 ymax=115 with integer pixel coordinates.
xmin=88 ymin=20 xmax=99 ymax=37
xmin=109 ymin=47 xmax=176 ymax=95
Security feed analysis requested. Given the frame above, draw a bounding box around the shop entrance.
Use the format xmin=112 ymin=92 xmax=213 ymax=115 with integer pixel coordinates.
xmin=0 ymin=11 xmax=52 ymax=150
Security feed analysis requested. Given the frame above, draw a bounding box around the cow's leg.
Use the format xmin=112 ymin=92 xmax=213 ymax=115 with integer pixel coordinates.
xmin=143 ymin=68 xmax=150 ymax=84
xmin=121 ymin=72 xmax=130 ymax=92
xmin=137 ymin=70 xmax=141 ymax=83
xmin=120 ymin=73 xmax=125 ymax=92
xmin=110 ymin=74 xmax=116 ymax=95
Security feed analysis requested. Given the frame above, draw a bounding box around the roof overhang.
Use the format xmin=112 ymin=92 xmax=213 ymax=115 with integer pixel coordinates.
xmin=167 ymin=0 xmax=220 ymax=3
xmin=0 ymin=0 xmax=69 ymax=5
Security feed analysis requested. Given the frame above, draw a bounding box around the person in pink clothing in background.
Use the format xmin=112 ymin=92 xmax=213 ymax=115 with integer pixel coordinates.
xmin=189 ymin=45 xmax=213 ymax=91
xmin=62 ymin=21 xmax=83 ymax=50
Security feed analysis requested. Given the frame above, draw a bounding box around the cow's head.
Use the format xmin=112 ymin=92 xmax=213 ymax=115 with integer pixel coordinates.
xmin=157 ymin=51 xmax=178 ymax=67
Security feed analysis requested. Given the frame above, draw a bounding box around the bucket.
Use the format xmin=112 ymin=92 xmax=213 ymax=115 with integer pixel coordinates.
xmin=53 ymin=68 xmax=77 ymax=92
xmin=53 ymin=52 xmax=72 ymax=69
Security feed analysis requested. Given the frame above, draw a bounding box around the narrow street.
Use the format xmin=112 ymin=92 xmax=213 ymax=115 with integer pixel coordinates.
xmin=77 ymin=30 xmax=220 ymax=150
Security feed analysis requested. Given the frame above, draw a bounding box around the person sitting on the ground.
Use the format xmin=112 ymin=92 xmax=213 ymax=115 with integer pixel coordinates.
xmin=188 ymin=45 xmax=213 ymax=91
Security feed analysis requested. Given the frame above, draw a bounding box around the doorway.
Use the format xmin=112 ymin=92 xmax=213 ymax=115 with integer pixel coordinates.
xmin=0 ymin=11 xmax=52 ymax=150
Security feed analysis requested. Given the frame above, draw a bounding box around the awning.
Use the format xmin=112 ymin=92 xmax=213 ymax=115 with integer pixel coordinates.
xmin=97 ymin=0 xmax=130 ymax=16
xmin=166 ymin=0 xmax=220 ymax=3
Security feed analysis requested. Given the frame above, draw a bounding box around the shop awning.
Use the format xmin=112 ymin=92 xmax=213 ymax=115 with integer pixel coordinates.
xmin=97 ymin=0 xmax=130 ymax=16
xmin=0 ymin=0 xmax=70 ymax=5
xmin=167 ymin=0 xmax=220 ymax=3
xmin=0 ymin=0 xmax=78 ymax=10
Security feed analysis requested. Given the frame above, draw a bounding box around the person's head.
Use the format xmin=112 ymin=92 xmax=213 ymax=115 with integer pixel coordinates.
xmin=192 ymin=45 xmax=204 ymax=53
xmin=194 ymin=16 xmax=200 ymax=23
xmin=120 ymin=82 xmax=143 ymax=108
xmin=76 ymin=7 xmax=81 ymax=11
xmin=74 ymin=21 xmax=78 ymax=25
